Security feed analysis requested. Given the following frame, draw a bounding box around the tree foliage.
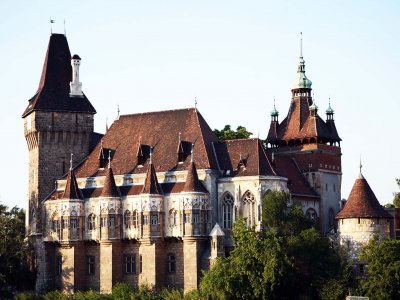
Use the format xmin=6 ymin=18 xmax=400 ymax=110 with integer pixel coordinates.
xmin=214 ymin=125 xmax=252 ymax=141
xmin=200 ymin=191 xmax=354 ymax=299
xmin=358 ymin=238 xmax=400 ymax=299
xmin=393 ymin=178 xmax=400 ymax=208
xmin=0 ymin=203 xmax=35 ymax=294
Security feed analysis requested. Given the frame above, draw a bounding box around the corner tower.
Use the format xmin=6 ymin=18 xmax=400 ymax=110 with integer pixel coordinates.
xmin=266 ymin=35 xmax=342 ymax=234
xmin=22 ymin=33 xmax=96 ymax=236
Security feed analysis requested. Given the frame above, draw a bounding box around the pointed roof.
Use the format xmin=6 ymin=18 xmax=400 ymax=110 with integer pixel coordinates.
xmin=141 ymin=157 xmax=163 ymax=195
xmin=22 ymin=34 xmax=96 ymax=117
xmin=62 ymin=169 xmax=83 ymax=200
xmin=292 ymin=33 xmax=312 ymax=90
xmin=210 ymin=223 xmax=225 ymax=236
xmin=100 ymin=165 xmax=120 ymax=198
xmin=336 ymin=174 xmax=392 ymax=219
xmin=182 ymin=152 xmax=208 ymax=193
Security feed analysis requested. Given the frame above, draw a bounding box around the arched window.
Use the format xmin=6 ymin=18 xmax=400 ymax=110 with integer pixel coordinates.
xmin=222 ymin=193 xmax=234 ymax=229
xmin=88 ymin=214 xmax=96 ymax=231
xmin=124 ymin=210 xmax=131 ymax=229
xmin=169 ymin=210 xmax=177 ymax=227
xmin=243 ymin=191 xmax=256 ymax=226
xmin=52 ymin=213 xmax=59 ymax=232
xmin=306 ymin=208 xmax=317 ymax=220
xmin=132 ymin=210 xmax=138 ymax=228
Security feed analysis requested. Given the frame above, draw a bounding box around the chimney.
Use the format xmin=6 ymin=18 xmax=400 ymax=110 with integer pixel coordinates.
xmin=70 ymin=54 xmax=83 ymax=97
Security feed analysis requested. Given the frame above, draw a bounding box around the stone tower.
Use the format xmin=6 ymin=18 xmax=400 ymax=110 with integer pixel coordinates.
xmin=266 ymin=35 xmax=342 ymax=234
xmin=22 ymin=33 xmax=96 ymax=290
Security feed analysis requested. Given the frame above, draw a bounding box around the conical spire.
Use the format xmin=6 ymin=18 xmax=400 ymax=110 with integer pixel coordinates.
xmin=336 ymin=165 xmax=392 ymax=219
xmin=182 ymin=144 xmax=208 ymax=193
xmin=271 ymin=99 xmax=279 ymax=117
xmin=292 ymin=32 xmax=312 ymax=90
xmin=141 ymin=148 xmax=163 ymax=195
xmin=62 ymin=153 xmax=83 ymax=200
xmin=100 ymin=150 xmax=120 ymax=198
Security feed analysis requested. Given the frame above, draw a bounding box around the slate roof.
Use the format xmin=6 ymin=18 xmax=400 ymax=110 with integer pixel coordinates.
xmin=22 ymin=34 xmax=96 ymax=117
xmin=74 ymin=108 xmax=218 ymax=178
xmin=61 ymin=169 xmax=83 ymax=200
xmin=336 ymin=174 xmax=392 ymax=219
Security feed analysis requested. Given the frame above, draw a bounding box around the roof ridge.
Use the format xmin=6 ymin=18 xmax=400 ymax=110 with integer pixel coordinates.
xmin=120 ymin=107 xmax=195 ymax=118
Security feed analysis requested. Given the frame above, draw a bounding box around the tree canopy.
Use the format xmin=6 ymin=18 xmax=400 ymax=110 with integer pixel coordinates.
xmin=214 ymin=125 xmax=253 ymax=140
xmin=199 ymin=191 xmax=354 ymax=299
xmin=393 ymin=178 xmax=400 ymax=208
xmin=0 ymin=204 xmax=35 ymax=295
xmin=358 ymin=238 xmax=400 ymax=299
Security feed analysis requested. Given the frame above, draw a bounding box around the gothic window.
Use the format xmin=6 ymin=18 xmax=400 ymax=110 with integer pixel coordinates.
xmin=184 ymin=213 xmax=191 ymax=224
xmin=193 ymin=212 xmax=200 ymax=224
xmin=151 ymin=213 xmax=158 ymax=225
xmin=306 ymin=208 xmax=317 ymax=220
xmin=168 ymin=253 xmax=176 ymax=273
xmin=124 ymin=210 xmax=131 ymax=229
xmin=88 ymin=214 xmax=96 ymax=231
xmin=52 ymin=214 xmax=59 ymax=232
xmin=169 ymin=210 xmax=177 ymax=227
xmin=70 ymin=218 xmax=78 ymax=229
xmin=222 ymin=193 xmax=234 ymax=229
xmin=87 ymin=256 xmax=95 ymax=275
xmin=133 ymin=210 xmax=138 ymax=228
xmin=125 ymin=255 xmax=136 ymax=274
xmin=243 ymin=191 xmax=256 ymax=226
xmin=109 ymin=215 xmax=116 ymax=227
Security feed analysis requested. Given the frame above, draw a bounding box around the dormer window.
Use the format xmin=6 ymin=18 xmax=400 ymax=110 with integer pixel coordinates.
xmin=137 ymin=144 xmax=151 ymax=166
xmin=177 ymin=140 xmax=192 ymax=163
xmin=237 ymin=154 xmax=247 ymax=171
xmin=98 ymin=146 xmax=114 ymax=169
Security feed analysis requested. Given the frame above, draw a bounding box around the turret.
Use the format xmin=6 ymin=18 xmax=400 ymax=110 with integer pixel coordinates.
xmin=210 ymin=223 xmax=225 ymax=266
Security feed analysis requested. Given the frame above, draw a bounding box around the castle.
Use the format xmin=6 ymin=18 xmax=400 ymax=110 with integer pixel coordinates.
xmin=23 ymin=33 xmax=345 ymax=293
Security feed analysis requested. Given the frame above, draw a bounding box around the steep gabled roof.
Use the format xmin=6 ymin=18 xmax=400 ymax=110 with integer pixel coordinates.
xmin=75 ymin=108 xmax=218 ymax=177
xmin=182 ymin=160 xmax=208 ymax=193
xmin=336 ymin=174 xmax=392 ymax=219
xmin=22 ymin=34 xmax=96 ymax=117
xmin=141 ymin=162 xmax=163 ymax=195
xmin=214 ymin=138 xmax=275 ymax=177
xmin=62 ymin=169 xmax=83 ymax=200
xmin=100 ymin=166 xmax=120 ymax=198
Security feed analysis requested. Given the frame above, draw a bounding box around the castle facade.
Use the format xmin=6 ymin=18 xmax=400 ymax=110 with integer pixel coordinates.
xmin=23 ymin=33 xmax=343 ymax=293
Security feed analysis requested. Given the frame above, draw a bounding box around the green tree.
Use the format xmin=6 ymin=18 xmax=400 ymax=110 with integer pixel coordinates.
xmin=214 ymin=125 xmax=252 ymax=140
xmin=199 ymin=191 xmax=354 ymax=299
xmin=0 ymin=203 xmax=35 ymax=294
xmin=358 ymin=238 xmax=400 ymax=299
xmin=393 ymin=178 xmax=400 ymax=208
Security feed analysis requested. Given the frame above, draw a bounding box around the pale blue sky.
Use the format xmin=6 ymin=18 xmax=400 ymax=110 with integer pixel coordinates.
xmin=0 ymin=0 xmax=399 ymax=209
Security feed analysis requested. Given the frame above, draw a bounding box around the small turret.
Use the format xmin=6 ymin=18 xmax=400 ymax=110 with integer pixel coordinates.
xmin=210 ymin=223 xmax=225 ymax=265
xmin=309 ymin=100 xmax=318 ymax=117
xmin=70 ymin=54 xmax=83 ymax=97
xmin=62 ymin=153 xmax=83 ymax=200
xmin=326 ymin=98 xmax=334 ymax=121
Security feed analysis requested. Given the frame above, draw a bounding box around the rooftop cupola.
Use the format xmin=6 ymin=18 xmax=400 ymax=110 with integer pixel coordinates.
xmin=326 ymin=98 xmax=334 ymax=121
xmin=69 ymin=54 xmax=83 ymax=97
xmin=309 ymin=99 xmax=318 ymax=117
xmin=270 ymin=99 xmax=279 ymax=122
xmin=292 ymin=33 xmax=312 ymax=92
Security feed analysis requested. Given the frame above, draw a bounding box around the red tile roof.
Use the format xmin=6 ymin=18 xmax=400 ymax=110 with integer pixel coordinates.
xmin=62 ymin=169 xmax=83 ymax=200
xmin=336 ymin=174 xmax=392 ymax=219
xmin=22 ymin=34 xmax=96 ymax=117
xmin=74 ymin=108 xmax=218 ymax=178
xmin=213 ymin=138 xmax=276 ymax=176
xmin=100 ymin=166 xmax=120 ymax=198
xmin=182 ymin=160 xmax=208 ymax=193
xmin=141 ymin=162 xmax=163 ymax=195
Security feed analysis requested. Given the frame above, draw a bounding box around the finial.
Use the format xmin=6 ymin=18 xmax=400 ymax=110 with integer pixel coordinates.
xmin=64 ymin=19 xmax=66 ymax=36
xmin=178 ymin=132 xmax=181 ymax=142
xmin=70 ymin=153 xmax=73 ymax=170
xmin=271 ymin=99 xmax=279 ymax=117
xmin=195 ymin=96 xmax=198 ymax=110
xmin=50 ymin=18 xmax=55 ymax=34
xmin=191 ymin=143 xmax=195 ymax=163
xmin=149 ymin=147 xmax=153 ymax=164
xmin=359 ymin=156 xmax=362 ymax=174
xmin=117 ymin=104 xmax=120 ymax=120
xmin=108 ymin=150 xmax=111 ymax=169
xmin=300 ymin=32 xmax=303 ymax=57
xmin=105 ymin=117 xmax=109 ymax=132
